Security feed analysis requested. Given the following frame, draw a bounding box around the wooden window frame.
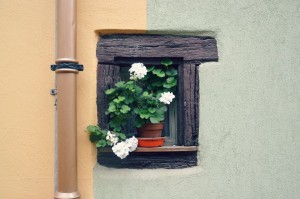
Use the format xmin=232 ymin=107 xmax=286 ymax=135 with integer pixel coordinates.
xmin=96 ymin=34 xmax=218 ymax=169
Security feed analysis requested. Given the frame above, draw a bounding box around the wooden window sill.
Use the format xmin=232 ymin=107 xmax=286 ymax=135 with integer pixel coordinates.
xmin=98 ymin=146 xmax=198 ymax=169
xmin=99 ymin=146 xmax=198 ymax=153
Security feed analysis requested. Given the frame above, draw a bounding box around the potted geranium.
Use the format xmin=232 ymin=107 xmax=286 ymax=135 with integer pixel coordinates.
xmin=87 ymin=59 xmax=177 ymax=158
xmin=105 ymin=60 xmax=176 ymax=137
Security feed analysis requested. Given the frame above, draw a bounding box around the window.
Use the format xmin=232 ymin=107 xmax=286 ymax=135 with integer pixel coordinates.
xmin=96 ymin=34 xmax=218 ymax=168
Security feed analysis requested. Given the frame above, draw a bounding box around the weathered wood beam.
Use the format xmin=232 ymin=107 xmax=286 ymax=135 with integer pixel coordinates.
xmin=97 ymin=34 xmax=218 ymax=63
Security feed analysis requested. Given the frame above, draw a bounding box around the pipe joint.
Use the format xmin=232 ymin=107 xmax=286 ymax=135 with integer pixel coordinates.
xmin=54 ymin=191 xmax=80 ymax=199
xmin=51 ymin=62 xmax=84 ymax=72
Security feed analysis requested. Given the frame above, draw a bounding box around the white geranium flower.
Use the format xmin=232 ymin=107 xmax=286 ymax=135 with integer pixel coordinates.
xmin=112 ymin=142 xmax=129 ymax=159
xmin=106 ymin=131 xmax=112 ymax=140
xmin=129 ymin=63 xmax=147 ymax=80
xmin=111 ymin=137 xmax=119 ymax=145
xmin=159 ymin=92 xmax=175 ymax=104
xmin=111 ymin=136 xmax=138 ymax=159
xmin=106 ymin=131 xmax=119 ymax=146
xmin=125 ymin=136 xmax=138 ymax=152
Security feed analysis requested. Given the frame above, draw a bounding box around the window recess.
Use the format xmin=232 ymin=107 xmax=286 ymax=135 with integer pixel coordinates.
xmin=96 ymin=34 xmax=218 ymax=169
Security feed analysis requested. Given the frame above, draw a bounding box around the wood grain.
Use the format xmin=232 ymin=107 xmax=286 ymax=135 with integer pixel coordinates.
xmin=183 ymin=62 xmax=199 ymax=146
xmin=98 ymin=150 xmax=197 ymax=169
xmin=97 ymin=64 xmax=120 ymax=129
xmin=97 ymin=34 xmax=218 ymax=64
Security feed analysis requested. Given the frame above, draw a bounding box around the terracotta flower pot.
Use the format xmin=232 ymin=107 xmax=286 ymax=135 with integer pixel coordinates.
xmin=137 ymin=123 xmax=164 ymax=138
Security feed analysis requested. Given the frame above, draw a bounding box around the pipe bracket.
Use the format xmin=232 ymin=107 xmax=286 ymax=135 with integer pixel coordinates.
xmin=51 ymin=62 xmax=84 ymax=71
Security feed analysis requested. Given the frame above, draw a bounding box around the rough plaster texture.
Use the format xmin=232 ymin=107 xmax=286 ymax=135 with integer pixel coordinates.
xmin=94 ymin=0 xmax=300 ymax=199
xmin=0 ymin=0 xmax=146 ymax=198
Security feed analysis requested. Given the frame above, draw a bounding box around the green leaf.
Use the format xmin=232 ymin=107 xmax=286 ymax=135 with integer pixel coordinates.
xmin=160 ymin=106 xmax=168 ymax=112
xmin=87 ymin=125 xmax=97 ymax=133
xmin=126 ymin=80 xmax=134 ymax=85
xmin=140 ymin=114 xmax=150 ymax=119
xmin=161 ymin=59 xmax=173 ymax=67
xmin=124 ymin=97 xmax=134 ymax=104
xmin=142 ymin=91 xmax=149 ymax=97
xmin=118 ymin=133 xmax=126 ymax=140
xmin=163 ymin=77 xmax=177 ymax=88
xmin=163 ymin=83 xmax=173 ymax=89
xmin=96 ymin=140 xmax=107 ymax=147
xmin=95 ymin=129 xmax=102 ymax=136
xmin=147 ymin=66 xmax=155 ymax=72
xmin=115 ymin=81 xmax=125 ymax=87
xmin=134 ymin=85 xmax=143 ymax=94
xmin=89 ymin=134 xmax=100 ymax=142
xmin=139 ymin=109 xmax=150 ymax=119
xmin=166 ymin=68 xmax=177 ymax=76
xmin=113 ymin=98 xmax=120 ymax=104
xmin=105 ymin=88 xmax=115 ymax=95
xmin=148 ymin=108 xmax=156 ymax=113
xmin=108 ymin=104 xmax=116 ymax=112
xmin=120 ymin=105 xmax=131 ymax=113
xmin=118 ymin=96 xmax=125 ymax=101
xmin=166 ymin=77 xmax=175 ymax=83
xmin=152 ymin=69 xmax=165 ymax=77
xmin=150 ymin=117 xmax=162 ymax=123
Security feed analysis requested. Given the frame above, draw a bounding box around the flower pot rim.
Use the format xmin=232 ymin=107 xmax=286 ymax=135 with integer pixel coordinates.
xmin=137 ymin=122 xmax=164 ymax=129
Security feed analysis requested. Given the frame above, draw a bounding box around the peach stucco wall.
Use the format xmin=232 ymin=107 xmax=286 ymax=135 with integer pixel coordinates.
xmin=0 ymin=0 xmax=146 ymax=198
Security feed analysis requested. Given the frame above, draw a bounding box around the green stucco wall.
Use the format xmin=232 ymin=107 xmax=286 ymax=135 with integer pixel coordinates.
xmin=94 ymin=0 xmax=300 ymax=198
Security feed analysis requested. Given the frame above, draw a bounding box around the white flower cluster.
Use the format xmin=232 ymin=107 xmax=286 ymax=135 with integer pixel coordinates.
xmin=106 ymin=131 xmax=119 ymax=146
xmin=129 ymin=63 xmax=147 ymax=80
xmin=112 ymin=142 xmax=129 ymax=159
xmin=124 ymin=136 xmax=138 ymax=152
xmin=159 ymin=92 xmax=175 ymax=104
xmin=112 ymin=136 xmax=138 ymax=159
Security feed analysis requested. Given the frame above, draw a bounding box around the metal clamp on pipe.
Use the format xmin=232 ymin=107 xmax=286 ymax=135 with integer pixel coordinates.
xmin=51 ymin=63 xmax=84 ymax=71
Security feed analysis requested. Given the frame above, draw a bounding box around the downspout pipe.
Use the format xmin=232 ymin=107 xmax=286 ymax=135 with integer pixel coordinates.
xmin=51 ymin=0 xmax=83 ymax=199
